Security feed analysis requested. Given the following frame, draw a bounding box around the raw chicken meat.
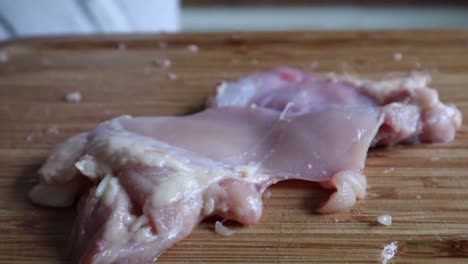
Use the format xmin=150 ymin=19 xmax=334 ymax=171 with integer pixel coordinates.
xmin=31 ymin=106 xmax=381 ymax=263
xmin=29 ymin=67 xmax=461 ymax=263
xmin=209 ymin=67 xmax=462 ymax=146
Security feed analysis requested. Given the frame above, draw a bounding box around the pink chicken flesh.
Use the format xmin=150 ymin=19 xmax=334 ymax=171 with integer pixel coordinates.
xmin=209 ymin=67 xmax=462 ymax=145
xmin=29 ymin=68 xmax=462 ymax=263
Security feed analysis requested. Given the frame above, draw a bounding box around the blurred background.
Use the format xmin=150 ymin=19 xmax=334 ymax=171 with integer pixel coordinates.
xmin=1 ymin=0 xmax=468 ymax=40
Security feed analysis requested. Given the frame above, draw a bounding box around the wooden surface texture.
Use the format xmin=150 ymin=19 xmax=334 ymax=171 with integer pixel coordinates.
xmin=0 ymin=31 xmax=468 ymax=263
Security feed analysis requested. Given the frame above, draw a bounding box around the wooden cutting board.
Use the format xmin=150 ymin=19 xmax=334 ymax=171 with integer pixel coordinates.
xmin=0 ymin=31 xmax=467 ymax=264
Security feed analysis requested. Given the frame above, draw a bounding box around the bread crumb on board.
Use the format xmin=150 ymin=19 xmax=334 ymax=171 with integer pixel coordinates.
xmin=25 ymin=125 xmax=60 ymax=142
xmin=377 ymin=214 xmax=392 ymax=226
xmin=153 ymin=58 xmax=172 ymax=68
xmin=167 ymin=72 xmax=178 ymax=81
xmin=47 ymin=126 xmax=60 ymax=135
xmin=25 ymin=134 xmax=34 ymax=141
xmin=64 ymin=91 xmax=82 ymax=103
xmin=187 ymin=44 xmax=199 ymax=53
xmin=383 ymin=167 xmax=395 ymax=174
xmin=381 ymin=242 xmax=398 ymax=264
xmin=393 ymin=52 xmax=403 ymax=62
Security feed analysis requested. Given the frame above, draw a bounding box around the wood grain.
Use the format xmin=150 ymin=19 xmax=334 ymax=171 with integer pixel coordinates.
xmin=0 ymin=30 xmax=468 ymax=263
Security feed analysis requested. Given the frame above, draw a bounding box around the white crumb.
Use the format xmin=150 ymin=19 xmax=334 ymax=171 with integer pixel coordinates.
xmin=153 ymin=58 xmax=172 ymax=68
xmin=64 ymin=91 xmax=82 ymax=103
xmin=117 ymin=42 xmax=126 ymax=50
xmin=383 ymin=167 xmax=395 ymax=174
xmin=25 ymin=130 xmax=45 ymax=141
xmin=187 ymin=44 xmax=199 ymax=53
xmin=308 ymin=163 xmax=313 ymax=169
xmin=0 ymin=51 xmax=9 ymax=63
xmin=167 ymin=72 xmax=177 ymax=81
xmin=393 ymin=52 xmax=403 ymax=62
xmin=215 ymin=221 xmax=236 ymax=236
xmin=47 ymin=126 xmax=60 ymax=135
xmin=381 ymin=242 xmax=398 ymax=264
xmin=416 ymin=195 xmax=422 ymax=199
xmin=377 ymin=214 xmax=392 ymax=226
xmin=249 ymin=103 xmax=257 ymax=109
